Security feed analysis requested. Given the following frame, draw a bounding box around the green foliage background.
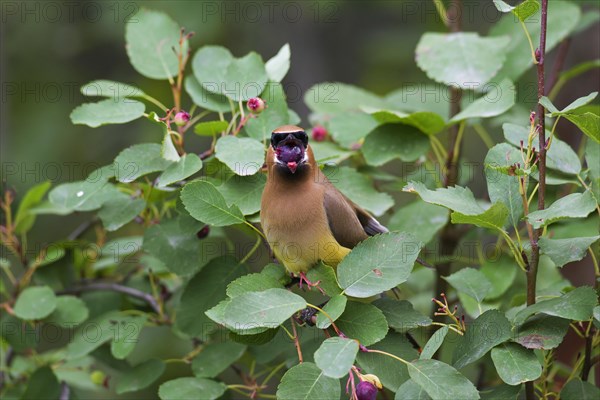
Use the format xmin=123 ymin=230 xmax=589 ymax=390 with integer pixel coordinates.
xmin=2 ymin=1 xmax=600 ymax=399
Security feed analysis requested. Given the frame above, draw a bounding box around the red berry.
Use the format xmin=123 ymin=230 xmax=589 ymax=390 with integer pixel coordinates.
xmin=247 ymin=97 xmax=266 ymax=114
xmin=196 ymin=225 xmax=210 ymax=239
xmin=174 ymin=111 xmax=190 ymax=126
xmin=356 ymin=381 xmax=378 ymax=400
xmin=311 ymin=125 xmax=327 ymax=142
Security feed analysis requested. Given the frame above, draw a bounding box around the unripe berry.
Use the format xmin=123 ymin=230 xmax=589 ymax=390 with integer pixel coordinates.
xmin=356 ymin=381 xmax=378 ymax=400
xmin=174 ymin=111 xmax=190 ymax=126
xmin=247 ymin=97 xmax=266 ymax=114
xmin=311 ymin=125 xmax=327 ymax=142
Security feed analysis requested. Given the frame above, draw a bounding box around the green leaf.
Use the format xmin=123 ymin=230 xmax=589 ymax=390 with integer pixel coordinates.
xmin=326 ymin=111 xmax=378 ymax=148
xmin=527 ymin=191 xmax=596 ymax=229
xmin=111 ymin=314 xmax=147 ymax=359
xmin=43 ymin=296 xmax=89 ymax=328
xmin=335 ymin=301 xmax=388 ymax=346
xmin=541 ymin=92 xmax=597 ymax=116
xmin=70 ymin=99 xmax=145 ymax=127
xmin=81 ymin=80 xmax=146 ymax=99
xmin=564 ymin=113 xmax=600 ymax=144
xmin=450 ymin=79 xmax=516 ymax=123
xmin=420 ymin=326 xmax=449 ymax=360
xmin=22 ymin=367 xmax=61 ymax=400
xmin=408 ymin=359 xmax=479 ymax=400
xmin=192 ymin=341 xmax=247 ymax=378
xmin=14 ymin=181 xmax=51 ymax=234
xmin=513 ymin=286 xmax=598 ymax=325
xmin=176 ymin=256 xmax=246 ymax=337
xmin=365 ymin=109 xmax=446 ymax=136
xmin=396 ymin=380 xmax=432 ymax=400
xmin=192 ymin=46 xmax=268 ymax=101
xmin=388 ymin=201 xmax=448 ymax=245
xmin=218 ymin=173 xmax=266 ymax=216
xmin=156 ymin=153 xmax=203 ymax=187
xmin=244 ymin=81 xmax=290 ymax=143
xmin=114 ymin=143 xmax=173 ymax=183
xmin=338 ymin=232 xmax=421 ymax=298
xmin=143 ymin=217 xmax=204 ymax=276
xmin=311 ymin=141 xmax=354 ymax=164
xmin=358 ymin=332 xmax=419 ymax=392
xmin=314 ymin=337 xmax=359 ymax=378
xmin=493 ymin=0 xmax=540 ymax=21
xmin=181 ymin=180 xmax=246 ymax=226
xmin=66 ymin=312 xmax=141 ymax=359
xmin=115 ymin=358 xmax=165 ymax=394
xmin=503 ymin=123 xmax=582 ymax=174
xmin=306 ymin=262 xmax=342 ymax=297
xmin=277 ymin=362 xmax=341 ymax=400
xmin=560 ymin=378 xmax=600 ymax=400
xmin=14 ymin=286 xmax=57 ymax=320
xmin=444 ymin=268 xmax=493 ymax=303
xmin=265 ymin=43 xmax=291 ymax=82
xmin=226 ymin=273 xmax=283 ymax=298
xmin=98 ymin=197 xmax=146 ymax=231
xmin=316 ymin=294 xmax=347 ymax=329
xmin=491 ymin=342 xmax=542 ymax=385
xmin=322 ymin=166 xmax=394 ymax=216
xmin=479 ymin=384 xmax=522 ymax=400
xmin=374 ymin=298 xmax=432 ymax=333
xmin=125 ymin=8 xmax=186 ymax=80
xmin=539 ymin=236 xmax=600 ymax=268
xmin=223 ymin=288 xmax=307 ymax=330
xmin=215 ymin=135 xmax=265 ymax=176
xmin=48 ymin=179 xmax=108 ymax=212
xmin=184 ymin=76 xmax=231 ymax=112
xmin=453 ymin=310 xmax=512 ymax=369
xmin=193 ymin=120 xmax=229 ymax=136
xmin=403 ymin=181 xmax=486 ymax=215
xmin=451 ymin=202 xmax=509 ymax=231
xmin=490 ymin=1 xmax=580 ymax=81
xmin=304 ymin=82 xmax=388 ymax=113
xmin=206 ymin=300 xmax=269 ymax=336
xmin=159 ymin=377 xmax=226 ymax=400
xmin=481 ymin=257 xmax=517 ymax=299
xmin=484 ymin=143 xmax=523 ymax=227
xmin=385 ymin=83 xmax=450 ymax=120
xmin=415 ymin=32 xmax=510 ymax=88
xmin=585 ymin=139 xmax=600 ymax=202
xmin=361 ymin=124 xmax=430 ymax=165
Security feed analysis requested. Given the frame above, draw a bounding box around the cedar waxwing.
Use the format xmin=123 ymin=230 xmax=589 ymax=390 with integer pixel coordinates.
xmin=260 ymin=125 xmax=388 ymax=288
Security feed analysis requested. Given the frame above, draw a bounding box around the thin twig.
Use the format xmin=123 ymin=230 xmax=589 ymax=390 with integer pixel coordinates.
xmin=58 ymin=282 xmax=160 ymax=314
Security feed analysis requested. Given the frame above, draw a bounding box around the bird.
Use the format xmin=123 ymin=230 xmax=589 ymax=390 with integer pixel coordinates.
xmin=260 ymin=125 xmax=388 ymax=289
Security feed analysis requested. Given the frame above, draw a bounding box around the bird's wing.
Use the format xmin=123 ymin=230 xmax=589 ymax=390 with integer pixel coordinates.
xmin=321 ymin=179 xmax=388 ymax=248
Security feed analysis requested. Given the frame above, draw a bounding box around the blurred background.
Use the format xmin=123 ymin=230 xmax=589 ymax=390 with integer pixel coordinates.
xmin=2 ymin=1 xmax=600 ymax=397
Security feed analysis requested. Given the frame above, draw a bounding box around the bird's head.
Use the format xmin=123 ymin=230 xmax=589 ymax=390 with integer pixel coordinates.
xmin=269 ymin=125 xmax=310 ymax=175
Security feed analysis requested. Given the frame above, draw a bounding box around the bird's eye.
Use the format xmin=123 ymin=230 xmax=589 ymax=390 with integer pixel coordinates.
xmin=293 ymin=131 xmax=309 ymax=146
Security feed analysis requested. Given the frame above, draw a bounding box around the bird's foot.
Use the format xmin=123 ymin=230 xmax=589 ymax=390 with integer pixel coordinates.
xmin=298 ymin=272 xmax=325 ymax=295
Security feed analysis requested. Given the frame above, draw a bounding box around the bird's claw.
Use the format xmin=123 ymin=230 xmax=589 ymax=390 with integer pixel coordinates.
xmin=298 ymin=272 xmax=325 ymax=294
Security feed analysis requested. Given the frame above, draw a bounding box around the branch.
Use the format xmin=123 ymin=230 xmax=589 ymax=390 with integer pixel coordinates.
xmin=58 ymin=282 xmax=160 ymax=314
xmin=526 ymin=1 xmax=548 ymax=399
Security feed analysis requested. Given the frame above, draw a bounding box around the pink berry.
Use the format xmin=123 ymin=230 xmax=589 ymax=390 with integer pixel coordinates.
xmin=247 ymin=97 xmax=266 ymax=114
xmin=311 ymin=125 xmax=327 ymax=142
xmin=174 ymin=111 xmax=190 ymax=126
